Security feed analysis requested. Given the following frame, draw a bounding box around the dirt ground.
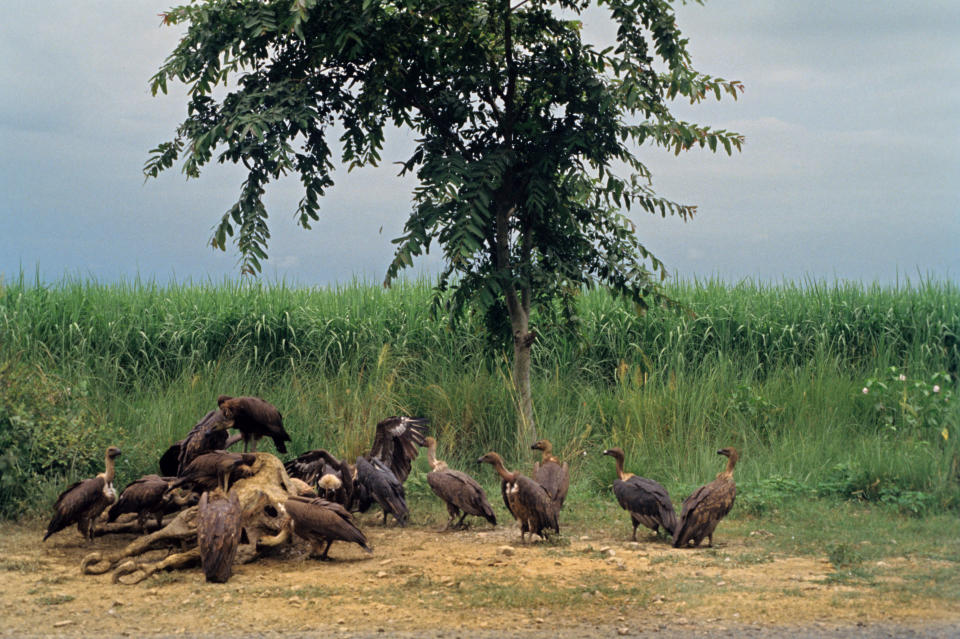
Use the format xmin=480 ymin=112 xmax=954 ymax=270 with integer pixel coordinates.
xmin=2 ymin=516 xmax=958 ymax=638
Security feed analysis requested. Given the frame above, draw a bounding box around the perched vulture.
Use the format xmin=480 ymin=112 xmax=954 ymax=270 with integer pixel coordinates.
xmin=425 ymin=437 xmax=496 ymax=529
xmin=602 ymin=448 xmax=677 ymax=541
xmin=167 ymin=451 xmax=256 ymax=494
xmin=217 ymin=395 xmax=291 ymax=453
xmin=284 ymin=449 xmax=354 ymax=507
xmin=106 ymin=474 xmax=195 ymax=531
xmin=197 ymin=462 xmax=243 ymax=583
xmin=354 ymin=456 xmax=409 ymax=526
xmin=673 ymin=447 xmax=739 ymax=549
xmin=478 ymin=451 xmax=557 ymax=542
xmin=530 ymin=439 xmax=569 ymax=516
xmin=44 ymin=446 xmax=122 ymax=542
xmin=159 ymin=409 xmax=242 ymax=476
xmin=283 ymin=495 xmax=372 ymax=560
xmin=367 ymin=416 xmax=429 ymax=483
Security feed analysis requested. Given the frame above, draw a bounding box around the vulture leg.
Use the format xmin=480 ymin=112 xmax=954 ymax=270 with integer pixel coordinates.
xmin=112 ymin=548 xmax=201 ymax=585
xmin=318 ymin=540 xmax=334 ymax=561
xmin=455 ymin=512 xmax=469 ymax=529
xmin=631 ymin=516 xmax=640 ymax=542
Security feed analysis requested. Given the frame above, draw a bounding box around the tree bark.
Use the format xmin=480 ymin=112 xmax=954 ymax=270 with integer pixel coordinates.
xmin=511 ymin=308 xmax=537 ymax=447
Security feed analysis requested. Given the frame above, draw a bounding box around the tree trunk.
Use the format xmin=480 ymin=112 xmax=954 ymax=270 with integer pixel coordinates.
xmin=512 ymin=311 xmax=537 ymax=447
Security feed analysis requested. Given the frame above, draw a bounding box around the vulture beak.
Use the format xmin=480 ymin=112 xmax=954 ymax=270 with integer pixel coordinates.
xmin=716 ymin=449 xmax=728 ymax=457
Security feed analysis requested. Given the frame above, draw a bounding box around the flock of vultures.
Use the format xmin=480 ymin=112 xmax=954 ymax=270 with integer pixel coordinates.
xmin=42 ymin=395 xmax=738 ymax=583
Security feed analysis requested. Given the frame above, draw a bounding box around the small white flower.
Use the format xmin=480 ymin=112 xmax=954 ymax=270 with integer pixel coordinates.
xmin=933 ymin=385 xmax=940 ymax=393
xmin=862 ymin=387 xmax=869 ymax=395
xmin=898 ymin=374 xmax=906 ymax=381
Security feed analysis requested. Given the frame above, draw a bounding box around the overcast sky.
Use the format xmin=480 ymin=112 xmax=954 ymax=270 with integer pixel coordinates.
xmin=1 ymin=1 xmax=957 ymax=287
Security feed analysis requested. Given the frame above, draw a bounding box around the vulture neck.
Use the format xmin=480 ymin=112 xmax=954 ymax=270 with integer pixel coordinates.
xmin=538 ymin=442 xmax=558 ymax=464
xmin=102 ymin=451 xmax=117 ymax=485
xmin=716 ymin=453 xmax=738 ymax=481
xmin=489 ymin=455 xmax=516 ymax=482
xmin=426 ymin=441 xmax=447 ymax=471
xmin=612 ymin=454 xmax=633 ymax=481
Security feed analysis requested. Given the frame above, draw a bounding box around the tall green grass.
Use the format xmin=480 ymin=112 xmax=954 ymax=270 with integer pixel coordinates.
xmin=1 ymin=274 xmax=957 ymax=517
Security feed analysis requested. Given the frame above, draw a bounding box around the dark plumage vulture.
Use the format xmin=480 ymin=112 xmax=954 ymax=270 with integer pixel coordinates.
xmin=217 ymin=395 xmax=291 ymax=453
xmin=168 ymin=451 xmax=256 ymax=494
xmin=44 ymin=446 xmax=122 ymax=542
xmin=425 ymin=437 xmax=496 ymax=529
xmin=673 ymin=447 xmax=739 ymax=549
xmin=530 ymin=439 xmax=569 ymax=516
xmin=159 ymin=409 xmax=243 ymax=476
xmin=602 ymin=448 xmax=678 ymax=541
xmin=284 ymin=449 xmax=354 ymax=507
xmin=478 ymin=452 xmax=558 ymax=542
xmin=367 ymin=416 xmax=429 ymax=483
xmin=197 ymin=461 xmax=243 ymax=583
xmin=106 ymin=474 xmax=195 ymax=531
xmin=284 ymin=495 xmax=372 ymax=560
xmin=354 ymin=456 xmax=409 ymax=526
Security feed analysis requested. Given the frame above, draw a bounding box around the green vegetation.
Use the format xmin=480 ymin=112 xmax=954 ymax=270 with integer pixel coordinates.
xmin=0 ymin=275 xmax=957 ymax=519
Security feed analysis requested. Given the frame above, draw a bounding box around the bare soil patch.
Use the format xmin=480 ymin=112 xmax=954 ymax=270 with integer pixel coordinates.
xmin=2 ymin=517 xmax=957 ymax=638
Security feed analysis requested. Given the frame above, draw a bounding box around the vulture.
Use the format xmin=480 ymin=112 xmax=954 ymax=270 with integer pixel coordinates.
xmin=44 ymin=446 xmax=122 ymax=542
xmin=197 ymin=461 xmax=243 ymax=583
xmin=283 ymin=495 xmax=372 ymax=560
xmin=425 ymin=437 xmax=496 ymax=529
xmin=530 ymin=439 xmax=569 ymax=516
xmin=106 ymin=474 xmax=196 ymax=531
xmin=478 ymin=451 xmax=558 ymax=542
xmin=602 ymin=447 xmax=678 ymax=541
xmin=217 ymin=395 xmax=291 ymax=453
xmin=673 ymin=447 xmax=739 ymax=549
xmin=354 ymin=456 xmax=409 ymax=526
xmin=159 ymin=409 xmax=242 ymax=476
xmin=167 ymin=451 xmax=256 ymax=494
xmin=284 ymin=449 xmax=354 ymax=507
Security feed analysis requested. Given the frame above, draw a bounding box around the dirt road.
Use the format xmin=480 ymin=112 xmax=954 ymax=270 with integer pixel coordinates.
xmin=2 ymin=519 xmax=957 ymax=638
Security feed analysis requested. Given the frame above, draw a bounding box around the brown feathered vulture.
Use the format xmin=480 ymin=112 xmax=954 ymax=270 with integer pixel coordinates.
xmin=283 ymin=495 xmax=372 ymax=560
xmin=106 ymin=474 xmax=195 ymax=531
xmin=478 ymin=452 xmax=557 ymax=542
xmin=354 ymin=456 xmax=409 ymax=526
xmin=673 ymin=447 xmax=738 ymax=548
xmin=425 ymin=437 xmax=496 ymax=529
xmin=168 ymin=451 xmax=256 ymax=494
xmin=284 ymin=449 xmax=354 ymax=507
xmin=158 ymin=409 xmax=242 ymax=476
xmin=602 ymin=448 xmax=678 ymax=541
xmin=530 ymin=439 xmax=569 ymax=516
xmin=197 ymin=461 xmax=243 ymax=583
xmin=44 ymin=446 xmax=122 ymax=542
xmin=217 ymin=395 xmax=291 ymax=453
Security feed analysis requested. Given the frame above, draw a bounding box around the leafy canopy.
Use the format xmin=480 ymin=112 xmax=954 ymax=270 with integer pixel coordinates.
xmin=146 ymin=0 xmax=742 ymax=326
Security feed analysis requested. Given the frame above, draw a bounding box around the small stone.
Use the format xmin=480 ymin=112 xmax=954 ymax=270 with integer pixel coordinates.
xmin=379 ymin=559 xmax=393 ymax=565
xmin=498 ymin=546 xmax=515 ymax=557
xmin=535 ymin=618 xmax=544 ymax=624
xmin=617 ymin=627 xmax=630 ymax=636
xmin=376 ymin=571 xmax=388 ymax=578
xmin=716 ymin=581 xmax=726 ymax=586
xmin=337 ymin=619 xmax=345 ymax=625
xmin=53 ymin=621 xmax=73 ymax=628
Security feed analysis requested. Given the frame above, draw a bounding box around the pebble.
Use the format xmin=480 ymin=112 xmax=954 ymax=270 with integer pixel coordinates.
xmin=617 ymin=627 xmax=630 ymax=636
xmin=53 ymin=621 xmax=73 ymax=628
xmin=498 ymin=546 xmax=515 ymax=557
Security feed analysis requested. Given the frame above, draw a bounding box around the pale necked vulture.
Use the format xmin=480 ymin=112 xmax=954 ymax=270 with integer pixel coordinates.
xmin=602 ymin=448 xmax=677 ymax=541
xmin=673 ymin=447 xmax=738 ymax=548
xmin=284 ymin=449 xmax=354 ymax=507
xmin=159 ymin=409 xmax=242 ymax=476
xmin=530 ymin=439 xmax=569 ymax=516
xmin=106 ymin=474 xmax=196 ymax=531
xmin=197 ymin=461 xmax=243 ymax=583
xmin=217 ymin=395 xmax=291 ymax=453
xmin=478 ymin=452 xmax=557 ymax=542
xmin=44 ymin=446 xmax=122 ymax=542
xmin=354 ymin=456 xmax=409 ymax=526
xmin=283 ymin=495 xmax=372 ymax=560
xmin=425 ymin=437 xmax=496 ymax=529
xmin=168 ymin=451 xmax=256 ymax=494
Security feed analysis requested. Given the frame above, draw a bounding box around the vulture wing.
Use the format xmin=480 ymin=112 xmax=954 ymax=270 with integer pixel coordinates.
xmin=356 ymin=456 xmax=409 ymax=525
xmin=44 ymin=477 xmax=106 ymax=541
xmin=368 ymin=416 xmax=429 ymax=483
xmin=198 ymin=489 xmax=242 ymax=583
xmin=673 ymin=478 xmax=736 ymax=547
xmin=534 ymin=460 xmax=569 ymax=512
xmin=515 ymin=474 xmax=559 ymax=536
xmin=107 ymin=475 xmax=168 ymax=522
xmin=429 ymin=469 xmax=497 ymax=524
xmin=614 ymin=476 xmax=678 ymax=536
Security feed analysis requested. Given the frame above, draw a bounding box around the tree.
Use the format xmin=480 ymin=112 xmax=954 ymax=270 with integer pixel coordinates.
xmin=146 ymin=0 xmax=743 ymax=443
